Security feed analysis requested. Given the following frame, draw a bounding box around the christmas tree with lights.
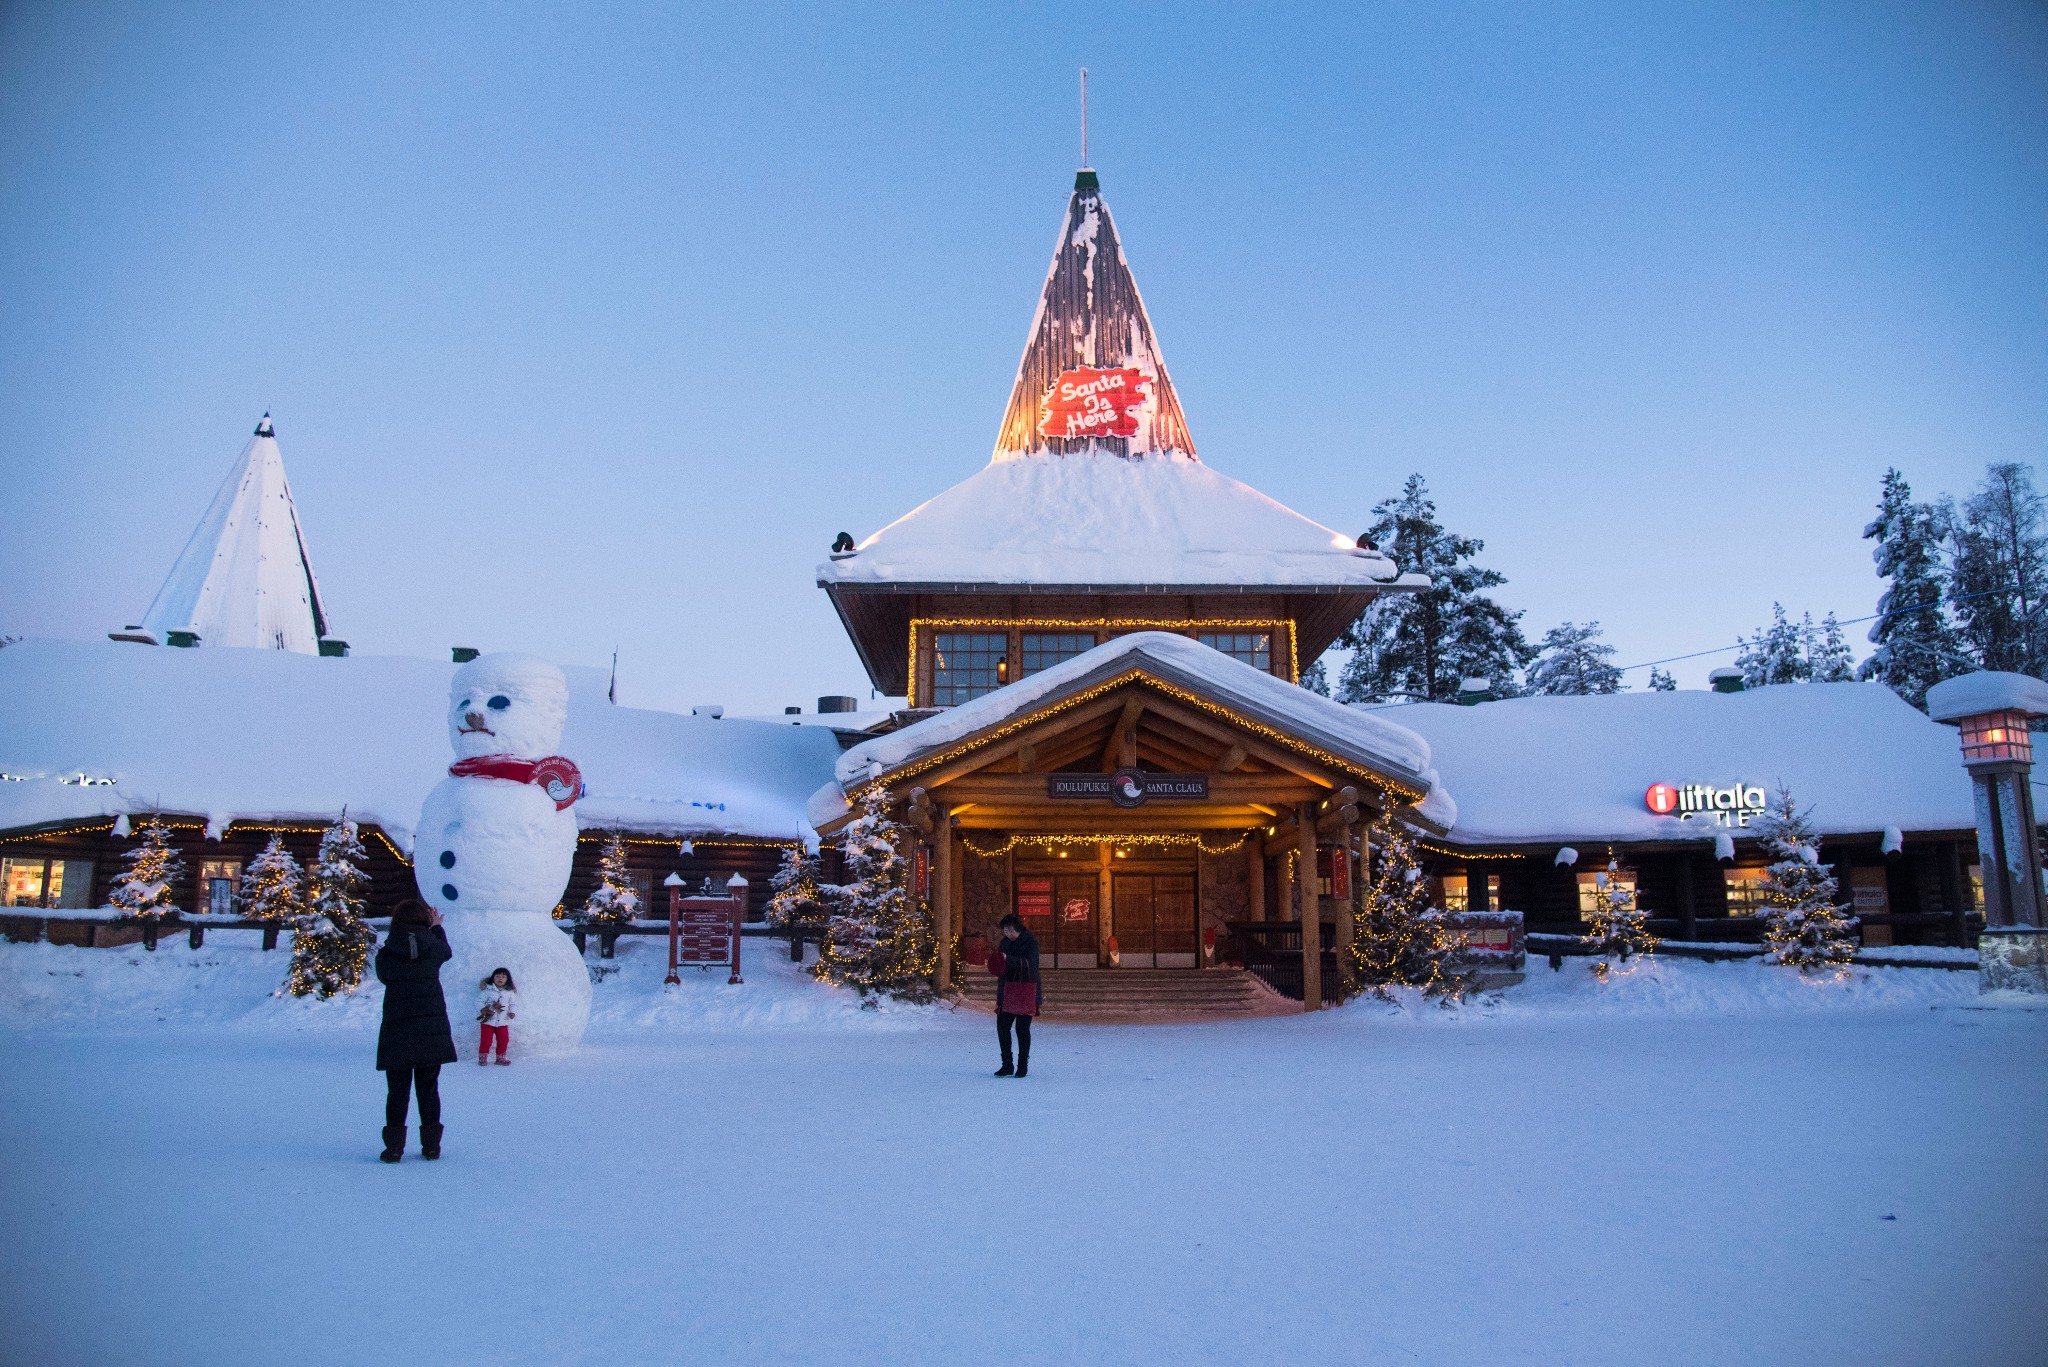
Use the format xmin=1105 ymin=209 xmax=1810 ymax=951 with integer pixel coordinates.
xmin=817 ymin=786 xmax=936 ymax=1003
xmin=580 ymin=832 xmax=640 ymax=924
xmin=239 ymin=835 xmax=305 ymax=924
xmin=1583 ymin=858 xmax=1657 ymax=978
xmin=1752 ymin=789 xmax=1858 ymax=972
xmin=1348 ymin=806 xmax=1471 ymax=1000
xmin=767 ymin=845 xmax=825 ymax=941
xmin=108 ymin=817 xmax=186 ymax=919
xmin=286 ymin=816 xmax=376 ymax=998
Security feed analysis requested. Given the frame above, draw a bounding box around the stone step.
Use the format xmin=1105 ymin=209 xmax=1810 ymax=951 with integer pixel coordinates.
xmin=959 ymin=968 xmax=1286 ymax=1019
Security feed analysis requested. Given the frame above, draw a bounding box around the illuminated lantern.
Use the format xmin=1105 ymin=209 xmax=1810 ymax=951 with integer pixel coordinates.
xmin=1645 ymin=783 xmax=1679 ymax=816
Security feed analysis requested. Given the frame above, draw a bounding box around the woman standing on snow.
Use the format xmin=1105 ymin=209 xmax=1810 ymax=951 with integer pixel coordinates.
xmin=375 ymin=899 xmax=458 ymax=1162
xmin=986 ymin=912 xmax=1040 ymax=1077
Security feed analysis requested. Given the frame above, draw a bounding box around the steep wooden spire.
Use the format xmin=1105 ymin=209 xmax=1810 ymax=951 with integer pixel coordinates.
xmin=993 ymin=170 xmax=1196 ymax=460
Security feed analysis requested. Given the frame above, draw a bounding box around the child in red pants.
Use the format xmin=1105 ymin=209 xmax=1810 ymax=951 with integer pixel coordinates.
xmin=476 ymin=966 xmax=517 ymax=1065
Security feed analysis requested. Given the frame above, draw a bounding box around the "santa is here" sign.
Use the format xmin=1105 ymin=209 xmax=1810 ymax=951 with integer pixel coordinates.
xmin=1039 ymin=366 xmax=1152 ymax=440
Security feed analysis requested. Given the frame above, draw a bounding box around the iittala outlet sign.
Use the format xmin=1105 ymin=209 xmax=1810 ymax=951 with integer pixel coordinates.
xmin=1039 ymin=366 xmax=1152 ymax=439
xmin=1645 ymin=782 xmax=1768 ymax=826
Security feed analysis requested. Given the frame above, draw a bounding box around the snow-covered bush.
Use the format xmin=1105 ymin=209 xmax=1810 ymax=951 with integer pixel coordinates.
xmin=1348 ymin=806 xmax=1471 ymax=1001
xmin=1753 ymin=789 xmax=1858 ymax=972
xmin=1583 ymin=858 xmax=1656 ymax=978
xmin=107 ymin=816 xmax=186 ymax=919
xmin=239 ymin=835 xmax=305 ymax=924
xmin=816 ymin=786 xmax=936 ymax=1003
xmin=580 ymin=831 xmax=640 ymax=925
xmin=285 ymin=817 xmax=376 ymax=999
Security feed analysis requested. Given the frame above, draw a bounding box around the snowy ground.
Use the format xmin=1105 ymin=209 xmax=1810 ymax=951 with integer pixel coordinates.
xmin=2 ymin=937 xmax=2044 ymax=1366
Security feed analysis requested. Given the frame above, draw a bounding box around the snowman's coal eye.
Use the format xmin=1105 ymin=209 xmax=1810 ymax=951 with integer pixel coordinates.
xmin=459 ymin=699 xmax=471 ymax=709
xmin=488 ymin=695 xmax=511 ymax=711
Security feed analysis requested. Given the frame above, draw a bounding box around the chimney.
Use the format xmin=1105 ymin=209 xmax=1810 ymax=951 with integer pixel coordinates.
xmin=817 ymin=695 xmax=859 ymax=714
xmin=1708 ymin=667 xmax=1744 ymax=694
xmin=1455 ymin=677 xmax=1494 ymax=706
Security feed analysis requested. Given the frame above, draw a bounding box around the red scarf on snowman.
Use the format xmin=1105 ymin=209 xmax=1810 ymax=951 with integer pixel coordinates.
xmin=448 ymin=754 xmax=584 ymax=811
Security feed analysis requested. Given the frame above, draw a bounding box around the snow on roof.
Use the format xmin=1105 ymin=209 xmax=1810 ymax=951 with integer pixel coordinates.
xmin=809 ymin=631 xmax=1450 ymax=830
xmin=130 ymin=416 xmax=333 ymax=653
xmin=1925 ymin=671 xmax=2048 ymax=723
xmin=817 ymin=450 xmax=1418 ymax=590
xmin=0 ymin=639 xmax=840 ymax=852
xmin=1368 ymin=682 xmax=1977 ymax=848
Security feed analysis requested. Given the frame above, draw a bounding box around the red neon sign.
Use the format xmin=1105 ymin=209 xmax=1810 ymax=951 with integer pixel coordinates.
xmin=1040 ymin=367 xmax=1151 ymax=440
xmin=1645 ymin=783 xmax=1679 ymax=815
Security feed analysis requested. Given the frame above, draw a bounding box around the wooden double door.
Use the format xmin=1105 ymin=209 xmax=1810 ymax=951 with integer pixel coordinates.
xmin=1111 ymin=872 xmax=1197 ymax=968
xmin=1013 ymin=872 xmax=1101 ymax=968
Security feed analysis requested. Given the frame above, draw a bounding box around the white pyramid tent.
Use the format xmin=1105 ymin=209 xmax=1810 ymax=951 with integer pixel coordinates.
xmin=118 ymin=416 xmax=333 ymax=653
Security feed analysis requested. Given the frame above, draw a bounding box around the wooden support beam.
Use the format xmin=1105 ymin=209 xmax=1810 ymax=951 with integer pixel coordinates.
xmin=1015 ymin=742 xmax=1036 ymax=775
xmin=1102 ymin=695 xmax=1146 ymax=771
xmin=1214 ymin=743 xmax=1248 ymax=774
xmin=1247 ymin=833 xmax=1266 ymax=923
xmin=864 ymin=693 xmax=1129 ymax=795
xmin=932 ymin=811 xmax=953 ymax=991
xmin=1299 ymin=799 xmax=1321 ymax=1012
xmin=933 ymin=773 xmax=1321 ymax=805
xmin=1139 ymin=694 xmax=1340 ymax=786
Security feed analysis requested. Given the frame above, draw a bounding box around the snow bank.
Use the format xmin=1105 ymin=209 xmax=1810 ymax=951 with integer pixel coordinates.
xmin=1337 ymin=953 xmax=1979 ymax=1022
xmin=1367 ymin=682 xmax=1973 ymax=845
xmin=0 ymin=638 xmax=842 ymax=850
xmin=817 ymin=450 xmax=1422 ymax=590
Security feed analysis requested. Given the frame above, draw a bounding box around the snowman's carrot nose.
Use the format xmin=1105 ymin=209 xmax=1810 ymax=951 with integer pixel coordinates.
xmin=461 ymin=711 xmax=494 ymax=734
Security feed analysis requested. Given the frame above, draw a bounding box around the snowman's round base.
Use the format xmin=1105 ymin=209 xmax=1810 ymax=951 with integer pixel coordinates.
xmin=439 ymin=908 xmax=591 ymax=1057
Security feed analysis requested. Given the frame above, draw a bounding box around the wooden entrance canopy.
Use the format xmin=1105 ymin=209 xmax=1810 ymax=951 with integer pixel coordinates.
xmin=809 ymin=633 xmax=1447 ymax=1009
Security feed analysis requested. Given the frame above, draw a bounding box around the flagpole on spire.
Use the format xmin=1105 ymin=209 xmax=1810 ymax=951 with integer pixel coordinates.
xmin=1080 ymin=67 xmax=1089 ymax=168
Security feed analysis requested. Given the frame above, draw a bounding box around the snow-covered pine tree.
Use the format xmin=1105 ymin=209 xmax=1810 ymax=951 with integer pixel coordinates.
xmin=108 ymin=816 xmax=186 ymax=919
xmin=1806 ymin=612 xmax=1856 ymax=683
xmin=238 ymin=835 xmax=305 ymax=923
xmin=1298 ymin=656 xmax=1331 ymax=696
xmin=286 ymin=816 xmax=377 ymax=998
xmin=1583 ymin=858 xmax=1657 ymax=978
xmin=1751 ymin=789 xmax=1858 ymax=973
xmin=1860 ymin=468 xmax=1968 ymax=710
xmin=580 ymin=831 xmax=640 ymax=924
xmin=1949 ymin=461 xmax=2047 ymax=681
xmin=816 ymin=786 xmax=936 ymax=1003
xmin=1337 ymin=475 xmax=1534 ymax=703
xmin=1526 ymin=620 xmax=1623 ymax=695
xmin=766 ymin=844 xmax=825 ymax=940
xmin=1347 ymin=806 xmax=1471 ymax=1000
xmin=1737 ymin=604 xmax=1811 ymax=687
xmin=1648 ymin=667 xmax=1677 ymax=691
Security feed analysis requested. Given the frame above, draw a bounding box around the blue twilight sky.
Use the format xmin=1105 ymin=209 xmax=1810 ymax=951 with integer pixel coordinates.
xmin=2 ymin=1 xmax=2044 ymax=715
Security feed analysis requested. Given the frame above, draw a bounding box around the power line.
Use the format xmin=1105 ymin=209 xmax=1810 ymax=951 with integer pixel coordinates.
xmin=1611 ymin=583 xmax=2020 ymax=675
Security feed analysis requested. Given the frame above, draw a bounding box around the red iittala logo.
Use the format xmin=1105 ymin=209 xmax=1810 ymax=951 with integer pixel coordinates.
xmin=1040 ymin=366 xmax=1151 ymax=440
xmin=1645 ymin=783 xmax=1679 ymax=815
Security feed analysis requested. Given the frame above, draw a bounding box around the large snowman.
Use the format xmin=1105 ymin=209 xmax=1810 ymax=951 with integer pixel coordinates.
xmin=414 ymin=652 xmax=591 ymax=1056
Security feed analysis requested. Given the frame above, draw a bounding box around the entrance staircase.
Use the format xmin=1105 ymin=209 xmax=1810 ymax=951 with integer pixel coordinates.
xmin=958 ymin=967 xmax=1296 ymax=1021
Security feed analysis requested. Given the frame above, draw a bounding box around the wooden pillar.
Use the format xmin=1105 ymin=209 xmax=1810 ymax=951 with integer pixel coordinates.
xmin=1246 ymin=834 xmax=1266 ymax=923
xmin=1097 ymin=841 xmax=1114 ymax=965
xmin=932 ymin=814 xmax=953 ymax=992
xmin=1941 ymin=839 xmax=1968 ymax=946
xmin=1335 ymin=823 xmax=1358 ymax=997
xmin=1276 ymin=838 xmax=1295 ymax=923
xmin=949 ymin=822 xmax=965 ymax=966
xmin=1677 ymin=855 xmax=1697 ymax=941
xmin=1298 ymin=800 xmax=1320 ymax=1012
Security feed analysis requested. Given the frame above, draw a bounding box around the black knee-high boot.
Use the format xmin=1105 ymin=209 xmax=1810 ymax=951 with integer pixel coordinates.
xmin=995 ymin=1013 xmax=1016 ymax=1076
xmin=1015 ymin=1015 xmax=1031 ymax=1078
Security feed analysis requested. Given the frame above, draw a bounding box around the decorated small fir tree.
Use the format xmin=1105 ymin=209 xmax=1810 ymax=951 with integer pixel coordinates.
xmin=1348 ymin=806 xmax=1471 ymax=1000
xmin=108 ymin=816 xmax=186 ymax=919
xmin=1582 ymin=858 xmax=1657 ymax=978
xmin=239 ymin=835 xmax=305 ymax=924
xmin=767 ymin=845 xmax=825 ymax=940
xmin=580 ymin=831 xmax=641 ymax=924
xmin=1752 ymin=788 xmax=1858 ymax=972
xmin=286 ymin=816 xmax=377 ymax=998
xmin=816 ymin=786 xmax=936 ymax=1003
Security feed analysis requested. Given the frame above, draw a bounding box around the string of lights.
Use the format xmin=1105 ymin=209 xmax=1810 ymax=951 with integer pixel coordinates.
xmin=960 ymin=830 xmax=1253 ymax=858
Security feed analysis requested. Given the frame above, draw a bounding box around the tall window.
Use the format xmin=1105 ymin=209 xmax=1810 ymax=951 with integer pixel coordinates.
xmin=1197 ymin=631 xmax=1271 ymax=672
xmin=199 ymin=858 xmax=244 ymax=917
xmin=931 ymin=633 xmax=1008 ymax=706
xmin=2 ymin=857 xmax=45 ymax=908
xmin=1440 ymin=873 xmax=1500 ymax=913
xmin=1021 ymin=633 xmax=1093 ymax=677
xmin=1723 ymin=866 xmax=1771 ymax=917
xmin=1576 ymin=868 xmax=1638 ymax=921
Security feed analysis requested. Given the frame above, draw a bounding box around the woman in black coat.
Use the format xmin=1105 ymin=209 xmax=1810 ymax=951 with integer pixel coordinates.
xmin=986 ymin=913 xmax=1041 ymax=1078
xmin=375 ymin=899 xmax=458 ymax=1162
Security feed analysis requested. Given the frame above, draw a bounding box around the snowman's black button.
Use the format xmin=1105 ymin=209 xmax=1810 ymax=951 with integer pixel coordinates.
xmin=440 ymin=850 xmax=456 ymax=868
xmin=441 ymin=884 xmax=458 ymax=900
